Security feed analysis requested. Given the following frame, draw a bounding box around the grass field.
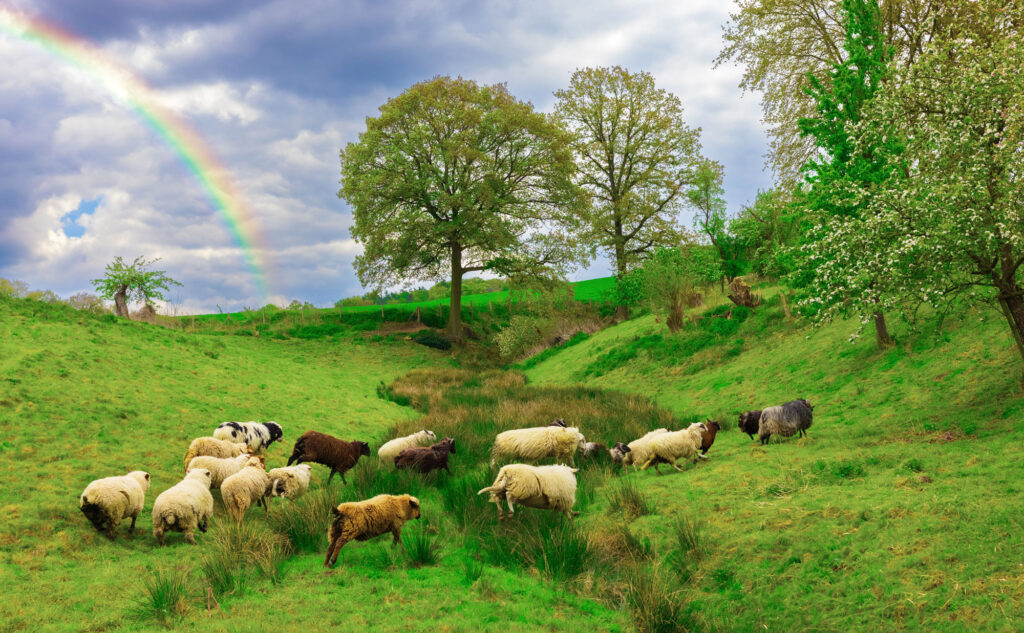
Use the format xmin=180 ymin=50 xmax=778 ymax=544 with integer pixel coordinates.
xmin=3 ymin=277 xmax=1024 ymax=632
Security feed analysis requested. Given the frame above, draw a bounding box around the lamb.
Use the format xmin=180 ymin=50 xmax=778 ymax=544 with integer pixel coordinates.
xmin=377 ymin=429 xmax=436 ymax=465
xmin=699 ymin=420 xmax=722 ymax=457
xmin=221 ymin=456 xmax=282 ymax=523
xmin=640 ymin=424 xmax=706 ymax=473
xmin=287 ymin=430 xmax=371 ymax=485
xmin=323 ymin=494 xmax=421 ymax=568
xmin=79 ymin=470 xmax=150 ymax=539
xmin=478 ymin=464 xmax=578 ymax=520
xmin=581 ymin=441 xmax=607 ymax=458
xmin=738 ymin=410 xmax=762 ymax=440
xmin=152 ymin=469 xmax=215 ymax=546
xmin=394 ymin=437 xmax=456 ymax=474
xmin=758 ymin=399 xmax=814 ymax=445
xmin=182 ymin=437 xmax=249 ymax=472
xmin=620 ymin=428 xmax=670 ymax=470
xmin=266 ymin=464 xmax=313 ymax=501
xmin=213 ymin=421 xmax=284 ymax=453
xmin=489 ymin=426 xmax=586 ymax=466
xmin=609 ymin=442 xmax=632 ymax=464
xmin=186 ymin=453 xmax=261 ymax=488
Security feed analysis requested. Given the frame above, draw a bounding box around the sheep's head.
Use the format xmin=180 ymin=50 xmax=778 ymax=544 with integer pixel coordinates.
xmin=266 ymin=422 xmax=284 ymax=443
xmin=188 ymin=468 xmax=213 ymax=488
xmin=800 ymin=399 xmax=814 ymax=411
xmin=706 ymin=420 xmax=721 ymax=432
xmin=549 ymin=418 xmax=567 ymax=428
xmin=406 ymin=496 xmax=421 ymax=520
xmin=609 ymin=442 xmax=631 ymax=463
xmin=129 ymin=471 xmax=151 ymax=492
xmin=245 ymin=456 xmax=266 ymax=470
xmin=424 ymin=429 xmax=437 ymax=441
xmin=356 ymin=441 xmax=371 ymax=457
xmin=440 ymin=437 xmax=455 ymax=454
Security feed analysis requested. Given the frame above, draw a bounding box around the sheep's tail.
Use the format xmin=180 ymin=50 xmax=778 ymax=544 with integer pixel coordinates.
xmin=183 ymin=448 xmax=196 ymax=472
xmin=477 ymin=485 xmax=498 ymax=496
xmin=287 ymin=437 xmax=306 ymax=466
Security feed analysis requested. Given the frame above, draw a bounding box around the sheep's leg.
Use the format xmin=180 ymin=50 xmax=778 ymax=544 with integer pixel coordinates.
xmin=199 ymin=517 xmax=208 ymax=533
xmin=506 ymin=496 xmax=516 ymax=518
xmin=184 ymin=527 xmax=197 ymax=545
xmin=325 ymin=535 xmax=351 ymax=568
xmin=128 ymin=515 xmax=137 ymax=535
xmin=391 ymin=528 xmax=402 ymax=547
xmin=327 ymin=469 xmax=336 ymax=485
xmin=444 ymin=464 xmax=452 ymax=474
xmin=340 ymin=471 xmax=348 ymax=485
xmin=154 ymin=526 xmax=165 ymax=546
xmin=105 ymin=518 xmax=119 ymax=540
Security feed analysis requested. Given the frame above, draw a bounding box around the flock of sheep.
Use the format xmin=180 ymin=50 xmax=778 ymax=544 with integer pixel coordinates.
xmin=78 ymin=398 xmax=814 ymax=568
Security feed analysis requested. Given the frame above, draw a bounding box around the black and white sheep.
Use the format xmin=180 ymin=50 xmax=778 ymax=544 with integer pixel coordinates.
xmin=213 ymin=421 xmax=283 ymax=453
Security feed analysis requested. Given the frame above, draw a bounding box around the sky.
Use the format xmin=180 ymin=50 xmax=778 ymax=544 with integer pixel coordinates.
xmin=0 ymin=0 xmax=772 ymax=314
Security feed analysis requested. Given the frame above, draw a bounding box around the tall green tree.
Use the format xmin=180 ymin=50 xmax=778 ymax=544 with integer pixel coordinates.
xmin=91 ymin=256 xmax=181 ymax=318
xmin=716 ymin=0 xmax=951 ymax=180
xmin=859 ymin=1 xmax=1024 ymax=362
xmin=553 ymin=66 xmax=704 ymax=317
xmin=794 ymin=0 xmax=900 ymax=348
xmin=340 ymin=76 xmax=586 ymax=341
xmin=688 ymin=160 xmax=748 ymax=288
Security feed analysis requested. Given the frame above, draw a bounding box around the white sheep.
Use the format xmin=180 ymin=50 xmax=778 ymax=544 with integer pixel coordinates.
xmin=620 ymin=428 xmax=670 ymax=469
xmin=490 ymin=426 xmax=586 ymax=466
xmin=213 ymin=421 xmax=284 ymax=453
xmin=186 ymin=453 xmax=260 ymax=489
xmin=478 ymin=464 xmax=578 ymax=520
xmin=377 ymin=429 xmax=437 ymax=465
xmin=182 ymin=437 xmax=249 ymax=472
xmin=152 ymin=469 xmax=214 ymax=546
xmin=266 ymin=464 xmax=313 ymax=501
xmin=221 ymin=456 xmax=280 ymax=522
xmin=79 ymin=470 xmax=150 ymax=539
xmin=640 ymin=424 xmax=706 ymax=473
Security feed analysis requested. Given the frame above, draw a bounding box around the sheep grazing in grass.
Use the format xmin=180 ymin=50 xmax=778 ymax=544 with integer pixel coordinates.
xmin=620 ymin=428 xmax=670 ymax=470
xmin=394 ymin=437 xmax=456 ymax=474
xmin=266 ymin=464 xmax=313 ymax=501
xmin=738 ymin=410 xmax=762 ymax=440
xmin=152 ymin=469 xmax=214 ymax=546
xmin=79 ymin=470 xmax=150 ymax=539
xmin=758 ymin=399 xmax=814 ymax=445
xmin=287 ymin=430 xmax=370 ymax=485
xmin=377 ymin=429 xmax=436 ymax=465
xmin=478 ymin=464 xmax=578 ymax=520
xmin=641 ymin=424 xmax=706 ymax=474
xmin=323 ymin=494 xmax=421 ymax=568
xmin=186 ymin=453 xmax=262 ymax=489
xmin=609 ymin=442 xmax=631 ymax=464
xmin=582 ymin=441 xmax=607 ymax=458
xmin=221 ymin=456 xmax=282 ymax=522
xmin=490 ymin=426 xmax=586 ymax=467
xmin=699 ymin=420 xmax=722 ymax=457
xmin=182 ymin=437 xmax=249 ymax=472
xmin=213 ymin=421 xmax=284 ymax=453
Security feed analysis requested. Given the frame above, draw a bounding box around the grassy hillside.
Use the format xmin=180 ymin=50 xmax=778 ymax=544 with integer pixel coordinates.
xmin=525 ymin=289 xmax=1024 ymax=631
xmin=0 ymin=297 xmax=625 ymax=632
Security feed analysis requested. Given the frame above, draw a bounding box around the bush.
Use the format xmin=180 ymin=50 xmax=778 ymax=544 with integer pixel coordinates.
xmin=494 ymin=316 xmax=547 ymax=359
xmin=412 ymin=329 xmax=452 ymax=350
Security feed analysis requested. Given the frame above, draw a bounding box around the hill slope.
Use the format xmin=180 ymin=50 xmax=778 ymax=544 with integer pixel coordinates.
xmin=0 ymin=298 xmax=625 ymax=633
xmin=525 ymin=292 xmax=1024 ymax=631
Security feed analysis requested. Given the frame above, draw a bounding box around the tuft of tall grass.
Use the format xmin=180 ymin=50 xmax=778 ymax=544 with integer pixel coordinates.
xmin=133 ymin=567 xmax=191 ymax=626
xmin=267 ymin=488 xmax=334 ymax=552
xmin=401 ymin=522 xmax=441 ymax=566
xmin=475 ymin=512 xmax=596 ymax=581
xmin=606 ymin=478 xmax=653 ymax=520
xmin=665 ymin=515 xmax=705 ymax=582
xmin=626 ymin=566 xmax=697 ymax=633
xmin=201 ymin=521 xmax=291 ymax=597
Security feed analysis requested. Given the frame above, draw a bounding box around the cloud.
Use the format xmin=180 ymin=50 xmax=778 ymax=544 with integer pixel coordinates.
xmin=0 ymin=0 xmax=772 ymax=313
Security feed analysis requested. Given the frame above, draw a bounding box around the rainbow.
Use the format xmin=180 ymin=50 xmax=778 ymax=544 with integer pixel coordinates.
xmin=0 ymin=7 xmax=272 ymax=300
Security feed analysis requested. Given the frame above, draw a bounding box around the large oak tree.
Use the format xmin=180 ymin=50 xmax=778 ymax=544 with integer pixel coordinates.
xmin=553 ymin=66 xmax=704 ymax=317
xmin=340 ymin=76 xmax=585 ymax=340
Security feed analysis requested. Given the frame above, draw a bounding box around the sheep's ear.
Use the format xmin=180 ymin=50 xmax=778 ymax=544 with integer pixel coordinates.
xmin=145 ymin=473 xmax=151 ymax=481
xmin=331 ymin=506 xmax=340 ymax=516
xmin=408 ymin=498 xmax=419 ymax=510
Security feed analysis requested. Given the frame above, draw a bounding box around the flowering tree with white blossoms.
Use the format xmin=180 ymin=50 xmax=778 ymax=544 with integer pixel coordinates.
xmin=854 ymin=1 xmax=1024 ymax=362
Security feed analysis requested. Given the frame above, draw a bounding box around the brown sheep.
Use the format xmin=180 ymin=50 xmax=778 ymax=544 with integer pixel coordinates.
xmin=394 ymin=437 xmax=455 ymax=474
xmin=699 ymin=420 xmax=722 ymax=457
xmin=323 ymin=494 xmax=421 ymax=568
xmin=286 ymin=431 xmax=370 ymax=485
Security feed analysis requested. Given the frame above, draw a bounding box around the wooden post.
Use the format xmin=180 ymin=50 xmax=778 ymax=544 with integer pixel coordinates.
xmin=488 ymin=300 xmax=493 ymax=313
xmin=780 ymin=292 xmax=792 ymax=320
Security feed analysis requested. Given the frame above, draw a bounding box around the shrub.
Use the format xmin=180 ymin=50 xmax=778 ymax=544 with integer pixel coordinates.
xmin=412 ymin=329 xmax=452 ymax=350
xmin=494 ymin=316 xmax=547 ymax=359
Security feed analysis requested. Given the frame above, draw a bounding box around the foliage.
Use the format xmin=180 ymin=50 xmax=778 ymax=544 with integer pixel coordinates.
xmin=715 ymin=0 xmax=948 ymax=179
xmin=91 ymin=255 xmax=182 ymax=317
xmin=0 ymin=278 xmax=29 ymax=298
xmin=729 ymin=188 xmax=804 ymax=277
xmin=617 ymin=245 xmax=722 ymax=332
xmin=132 ymin=567 xmax=191 ymax=625
xmin=340 ymin=76 xmax=587 ymax=338
xmin=553 ymin=66 xmax=705 ymax=284
xmin=688 ymin=160 xmax=748 ymax=281
xmin=66 ymin=291 xmax=107 ymax=313
xmin=412 ymin=329 xmax=452 ymax=351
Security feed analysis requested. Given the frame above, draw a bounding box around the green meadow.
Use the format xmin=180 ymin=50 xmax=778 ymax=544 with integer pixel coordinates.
xmin=2 ymin=279 xmax=1023 ymax=632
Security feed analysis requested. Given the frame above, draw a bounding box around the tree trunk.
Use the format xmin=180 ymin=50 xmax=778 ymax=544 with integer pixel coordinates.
xmin=113 ymin=284 xmax=129 ymax=318
xmin=998 ymin=290 xmax=1024 ymax=364
xmin=614 ymin=237 xmax=628 ymax=321
xmin=873 ymin=311 xmax=894 ymax=349
xmin=447 ymin=245 xmax=464 ymax=342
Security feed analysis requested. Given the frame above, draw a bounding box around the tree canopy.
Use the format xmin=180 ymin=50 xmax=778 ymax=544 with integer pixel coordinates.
xmin=91 ymin=256 xmax=181 ymax=318
xmin=553 ymin=66 xmax=705 ymax=315
xmin=340 ymin=76 xmax=586 ymax=340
